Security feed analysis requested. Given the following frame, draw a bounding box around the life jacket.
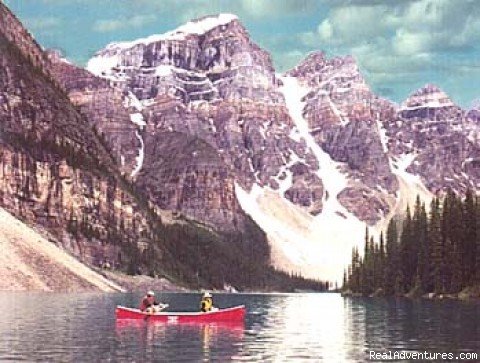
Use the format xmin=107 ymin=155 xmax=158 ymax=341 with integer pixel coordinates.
xmin=200 ymin=297 xmax=213 ymax=312
xmin=140 ymin=296 xmax=156 ymax=311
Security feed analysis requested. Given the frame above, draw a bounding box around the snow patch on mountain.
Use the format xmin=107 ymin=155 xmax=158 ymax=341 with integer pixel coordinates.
xmin=400 ymin=100 xmax=454 ymax=111
xmin=155 ymin=65 xmax=175 ymax=77
xmin=376 ymin=118 xmax=389 ymax=153
xmin=131 ymin=131 xmax=144 ymax=177
xmin=130 ymin=113 xmax=146 ymax=128
xmin=235 ymin=182 xmax=365 ymax=283
xmin=390 ymin=153 xmax=433 ymax=206
xmin=124 ymin=92 xmax=144 ymax=111
xmin=233 ymin=76 xmax=370 ymax=282
xmin=103 ymin=14 xmax=238 ymax=51
xmin=86 ymin=54 xmax=120 ymax=78
xmin=327 ymin=95 xmax=348 ymax=126
xmin=280 ymin=76 xmax=349 ymax=209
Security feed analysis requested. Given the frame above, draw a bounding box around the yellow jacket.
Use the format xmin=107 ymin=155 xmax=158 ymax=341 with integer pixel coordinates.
xmin=200 ymin=297 xmax=213 ymax=312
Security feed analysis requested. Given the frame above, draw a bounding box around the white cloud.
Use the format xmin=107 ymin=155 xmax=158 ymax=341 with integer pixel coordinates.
xmin=25 ymin=16 xmax=62 ymax=30
xmin=317 ymin=4 xmax=392 ymax=45
xmin=317 ymin=20 xmax=332 ymax=41
xmin=314 ymin=0 xmax=480 ymax=53
xmin=240 ymin=0 xmax=317 ymax=17
xmin=93 ymin=14 xmax=156 ymax=33
xmin=299 ymin=0 xmax=480 ymax=90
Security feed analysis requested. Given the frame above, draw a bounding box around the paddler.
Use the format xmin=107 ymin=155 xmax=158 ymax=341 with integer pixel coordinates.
xmin=139 ymin=290 xmax=167 ymax=313
xmin=200 ymin=292 xmax=215 ymax=312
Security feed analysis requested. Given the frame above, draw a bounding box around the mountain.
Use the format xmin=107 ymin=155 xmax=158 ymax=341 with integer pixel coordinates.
xmin=386 ymin=84 xmax=480 ymax=194
xmin=55 ymin=13 xmax=480 ymax=282
xmin=0 ymin=2 xmax=169 ymax=287
xmin=1 ymin=3 xmax=311 ymax=292
xmin=84 ymin=14 xmax=323 ymax=230
xmin=285 ymin=52 xmax=398 ymax=223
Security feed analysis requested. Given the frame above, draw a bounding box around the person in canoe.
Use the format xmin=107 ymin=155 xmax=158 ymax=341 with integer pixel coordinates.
xmin=200 ymin=292 xmax=217 ymax=312
xmin=139 ymin=290 xmax=167 ymax=313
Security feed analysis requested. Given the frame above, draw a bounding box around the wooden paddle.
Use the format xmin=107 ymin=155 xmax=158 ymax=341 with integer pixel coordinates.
xmin=143 ymin=304 xmax=169 ymax=321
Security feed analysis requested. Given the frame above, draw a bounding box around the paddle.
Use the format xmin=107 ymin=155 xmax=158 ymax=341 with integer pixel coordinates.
xmin=143 ymin=304 xmax=169 ymax=321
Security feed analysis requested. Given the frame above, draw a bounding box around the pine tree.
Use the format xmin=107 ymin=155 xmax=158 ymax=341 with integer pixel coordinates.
xmin=430 ymin=197 xmax=444 ymax=293
xmin=378 ymin=232 xmax=385 ymax=292
xmin=476 ymin=197 xmax=480 ymax=283
xmin=345 ymin=190 xmax=480 ymax=296
xmin=369 ymin=236 xmax=376 ymax=293
xmin=441 ymin=193 xmax=453 ymax=292
xmin=444 ymin=191 xmax=464 ymax=291
xmin=384 ymin=218 xmax=398 ymax=295
xmin=411 ymin=196 xmax=422 ymax=274
xmin=361 ymin=228 xmax=371 ymax=295
xmin=463 ymin=189 xmax=476 ymax=285
xmin=450 ymin=238 xmax=463 ymax=293
xmin=349 ymin=246 xmax=361 ymax=292
xmin=399 ymin=205 xmax=413 ymax=294
xmin=416 ymin=201 xmax=429 ymax=291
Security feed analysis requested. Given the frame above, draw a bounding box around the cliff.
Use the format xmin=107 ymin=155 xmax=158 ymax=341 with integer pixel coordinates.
xmin=0 ymin=3 xmax=287 ymax=291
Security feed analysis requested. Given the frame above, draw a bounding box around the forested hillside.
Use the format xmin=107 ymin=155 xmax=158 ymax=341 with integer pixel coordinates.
xmin=344 ymin=191 xmax=480 ymax=297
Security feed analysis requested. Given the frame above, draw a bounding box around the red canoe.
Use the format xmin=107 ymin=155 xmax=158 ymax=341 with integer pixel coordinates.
xmin=115 ymin=305 xmax=246 ymax=323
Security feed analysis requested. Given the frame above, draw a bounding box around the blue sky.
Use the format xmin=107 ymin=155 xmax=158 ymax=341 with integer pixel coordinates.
xmin=5 ymin=0 xmax=480 ymax=107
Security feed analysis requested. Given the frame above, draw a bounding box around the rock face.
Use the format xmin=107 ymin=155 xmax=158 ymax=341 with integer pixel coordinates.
xmin=136 ymin=132 xmax=244 ymax=229
xmin=286 ymin=52 xmax=398 ymax=224
xmin=0 ymin=4 xmax=276 ymax=291
xmin=60 ymin=13 xmax=480 ymax=281
xmin=0 ymin=8 xmax=155 ymax=268
xmin=385 ymin=84 xmax=480 ymax=194
xmin=0 ymin=4 xmax=49 ymax=71
xmin=47 ymin=50 xmax=141 ymax=176
xmin=88 ymin=14 xmax=280 ymax=103
xmin=86 ymin=14 xmax=323 ymax=228
xmin=0 ymin=2 xmax=316 ymax=289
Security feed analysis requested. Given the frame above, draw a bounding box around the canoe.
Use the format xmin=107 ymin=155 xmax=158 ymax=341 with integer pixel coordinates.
xmin=115 ymin=305 xmax=246 ymax=323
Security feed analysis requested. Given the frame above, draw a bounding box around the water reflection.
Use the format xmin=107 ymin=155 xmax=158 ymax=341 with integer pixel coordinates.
xmin=115 ymin=319 xmax=244 ymax=361
xmin=241 ymin=293 xmax=351 ymax=361
xmin=345 ymin=297 xmax=480 ymax=360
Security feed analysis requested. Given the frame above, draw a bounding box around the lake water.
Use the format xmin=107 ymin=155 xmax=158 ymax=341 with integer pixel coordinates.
xmin=0 ymin=292 xmax=478 ymax=362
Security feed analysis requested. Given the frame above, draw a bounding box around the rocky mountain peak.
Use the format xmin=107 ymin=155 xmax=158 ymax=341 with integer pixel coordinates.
xmin=467 ymin=100 xmax=480 ymax=123
xmin=0 ymin=3 xmax=50 ymax=73
xmin=400 ymin=83 xmax=455 ymax=112
xmin=415 ymin=83 xmax=443 ymax=95
xmin=104 ymin=13 xmax=239 ymax=52
xmin=87 ymin=13 xmax=278 ymax=104
xmin=6 ymin=2 xmax=480 ymax=284
xmin=285 ymin=52 xmax=361 ymax=87
xmin=285 ymin=51 xmax=327 ymax=77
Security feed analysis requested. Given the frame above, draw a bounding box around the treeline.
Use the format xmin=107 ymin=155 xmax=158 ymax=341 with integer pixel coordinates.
xmin=146 ymin=216 xmax=330 ymax=292
xmin=344 ymin=191 xmax=480 ymax=296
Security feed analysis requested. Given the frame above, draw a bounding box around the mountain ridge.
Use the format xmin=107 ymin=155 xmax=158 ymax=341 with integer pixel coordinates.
xmin=43 ymin=12 xmax=480 ymax=282
xmin=2 ymin=3 xmax=324 ymax=292
xmin=77 ymin=12 xmax=478 ymax=280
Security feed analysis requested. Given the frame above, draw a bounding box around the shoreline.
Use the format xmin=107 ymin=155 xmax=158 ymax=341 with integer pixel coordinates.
xmin=341 ymin=286 xmax=480 ymax=301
